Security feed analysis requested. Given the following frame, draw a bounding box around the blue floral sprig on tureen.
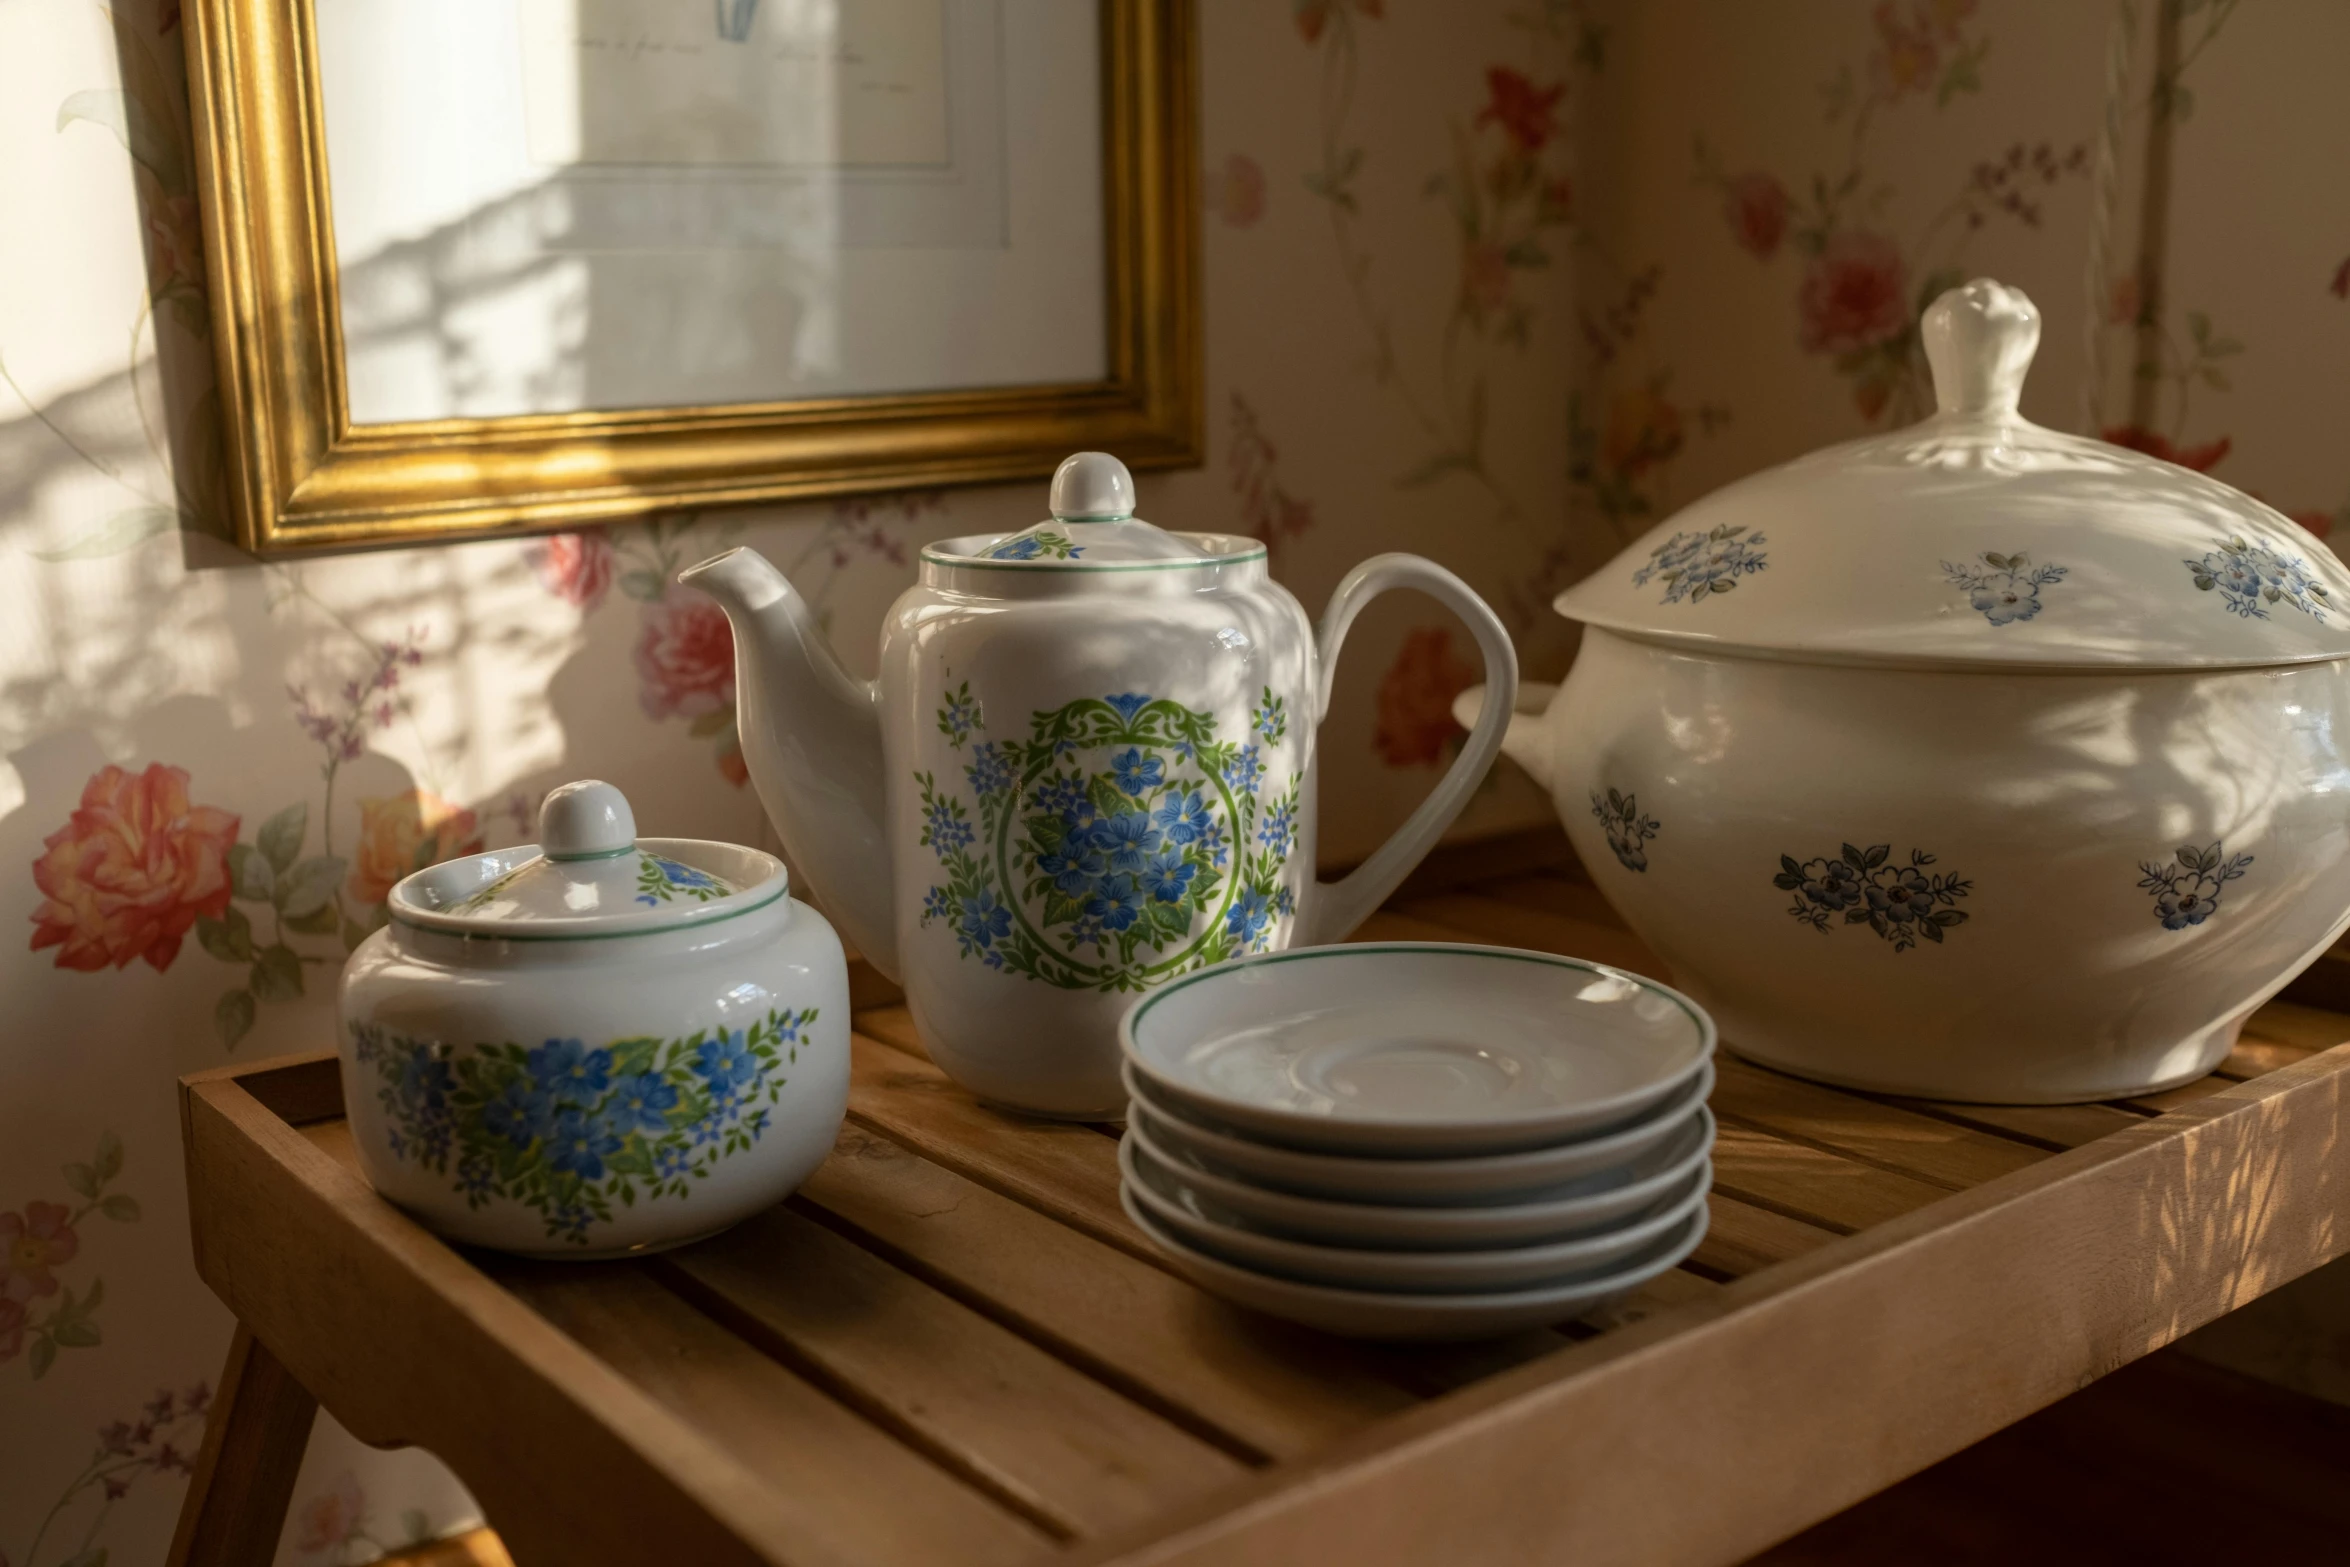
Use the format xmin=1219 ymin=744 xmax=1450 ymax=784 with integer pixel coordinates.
xmin=354 ymin=1007 xmax=814 ymax=1244
xmin=1631 ymin=523 xmax=1767 ymax=605
xmin=2137 ymin=841 xmax=2253 ymax=930
xmin=1942 ymin=551 xmax=2066 ymax=625
xmin=1589 ymin=788 xmax=1660 ymax=872
xmin=1775 ymin=842 xmax=1970 ymax=952
xmin=2184 ymin=535 xmax=2330 ymax=622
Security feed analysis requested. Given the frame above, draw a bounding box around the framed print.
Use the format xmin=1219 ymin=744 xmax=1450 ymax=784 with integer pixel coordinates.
xmin=183 ymin=0 xmax=1199 ymax=554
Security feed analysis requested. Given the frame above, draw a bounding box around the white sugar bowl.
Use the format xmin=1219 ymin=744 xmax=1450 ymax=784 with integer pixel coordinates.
xmin=1467 ymin=279 xmax=2350 ymax=1104
xmin=337 ymin=780 xmax=849 ymax=1257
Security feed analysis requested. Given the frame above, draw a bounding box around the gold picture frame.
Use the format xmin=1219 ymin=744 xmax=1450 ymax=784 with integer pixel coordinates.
xmin=183 ymin=0 xmax=1200 ymax=556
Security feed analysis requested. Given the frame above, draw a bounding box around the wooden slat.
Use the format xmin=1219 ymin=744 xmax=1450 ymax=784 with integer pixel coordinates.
xmin=2121 ymin=1076 xmax=2238 ymax=1115
xmin=660 ymin=1205 xmax=1248 ymax=1539
xmin=2241 ymin=997 xmax=2350 ymax=1051
xmin=845 ymin=1020 xmax=1138 ymax=1257
xmin=1691 ymin=1194 xmax=1843 ymax=1280
xmin=797 ymin=1123 xmax=1418 ymax=1460
xmin=2217 ymin=1037 xmax=2320 ymax=1081
xmin=1709 ymin=1124 xmax=1949 ymax=1235
xmin=1576 ymin=1266 xmax=1722 ymax=1334
xmin=1709 ymin=1057 xmax=2047 ymax=1192
xmin=492 ymin=1263 xmax=1045 ymax=1566
xmin=1881 ymin=1095 xmax=2145 ymax=1152
xmin=1083 ymin=1046 xmax=2350 ymax=1567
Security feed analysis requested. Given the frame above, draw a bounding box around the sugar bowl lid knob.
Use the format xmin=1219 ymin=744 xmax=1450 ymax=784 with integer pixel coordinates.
xmin=1922 ymin=278 xmax=2040 ymax=419
xmin=539 ymin=779 xmax=637 ymax=861
xmin=1049 ymin=452 xmax=1136 ymax=522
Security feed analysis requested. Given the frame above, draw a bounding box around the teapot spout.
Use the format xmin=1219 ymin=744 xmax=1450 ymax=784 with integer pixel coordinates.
xmin=678 ymin=547 xmax=897 ymax=979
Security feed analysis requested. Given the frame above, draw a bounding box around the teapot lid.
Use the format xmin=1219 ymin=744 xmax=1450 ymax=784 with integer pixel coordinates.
xmin=387 ymin=780 xmax=786 ymax=938
xmin=1554 ymin=279 xmax=2350 ymax=670
xmin=948 ymin=452 xmax=1220 ymax=566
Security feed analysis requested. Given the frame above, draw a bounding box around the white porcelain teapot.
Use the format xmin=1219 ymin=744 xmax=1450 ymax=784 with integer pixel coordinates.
xmin=1463 ymin=279 xmax=2350 ymax=1104
xmin=683 ymin=454 xmax=1518 ymax=1115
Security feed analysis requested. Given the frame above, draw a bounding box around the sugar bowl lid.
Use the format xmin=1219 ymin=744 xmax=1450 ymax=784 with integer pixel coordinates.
xmin=932 ymin=452 xmax=1234 ymax=567
xmin=1555 ymin=279 xmax=2350 ymax=670
xmin=388 ymin=780 xmax=786 ymax=938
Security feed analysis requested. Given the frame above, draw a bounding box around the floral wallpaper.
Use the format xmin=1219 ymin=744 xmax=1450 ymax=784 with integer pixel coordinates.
xmin=2 ymin=0 xmax=2345 ymax=1561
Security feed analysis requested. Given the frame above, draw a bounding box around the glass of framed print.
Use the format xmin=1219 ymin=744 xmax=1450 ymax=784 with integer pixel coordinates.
xmin=182 ymin=0 xmax=1198 ymax=554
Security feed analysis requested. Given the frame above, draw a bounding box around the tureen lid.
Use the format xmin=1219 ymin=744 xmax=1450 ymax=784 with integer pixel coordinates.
xmin=1555 ymin=279 xmax=2350 ymax=670
xmin=949 ymin=452 xmax=1220 ymax=565
xmin=387 ymin=780 xmax=786 ymax=938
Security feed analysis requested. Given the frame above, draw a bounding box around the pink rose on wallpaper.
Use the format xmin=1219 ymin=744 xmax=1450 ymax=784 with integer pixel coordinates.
xmin=345 ymin=790 xmax=483 ymax=908
xmin=2102 ymin=425 xmax=2232 ymax=474
xmin=1797 ymin=231 xmax=1911 ymax=356
xmin=1459 ymin=239 xmax=1513 ymax=321
xmin=1601 ymin=384 xmax=1686 ymax=482
xmin=295 ymin=1470 xmax=367 ymax=1554
xmin=0 ymin=1203 xmax=80 ymax=1300
xmin=1722 ymin=173 xmax=1789 ymax=259
xmin=144 ymin=193 xmax=204 ymax=297
xmin=1374 ymin=628 xmax=1477 ymax=770
xmin=635 ymin=591 xmax=736 ymax=721
xmin=2292 ymin=510 xmax=2334 ymax=541
xmin=530 ymin=531 xmax=615 ymax=611
xmin=1209 ymin=153 xmax=1266 ymax=228
xmin=28 ymin=762 xmax=239 ymax=973
xmin=1476 ymin=67 xmax=1565 ymax=155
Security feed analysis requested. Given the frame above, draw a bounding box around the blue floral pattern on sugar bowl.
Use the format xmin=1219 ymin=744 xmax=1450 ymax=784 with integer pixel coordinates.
xmin=337 ymin=780 xmax=850 ymax=1258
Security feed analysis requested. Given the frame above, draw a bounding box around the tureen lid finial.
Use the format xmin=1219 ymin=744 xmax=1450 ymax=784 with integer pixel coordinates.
xmin=1922 ymin=279 xmax=2040 ymax=419
xmin=1049 ymin=452 xmax=1136 ymax=522
xmin=539 ymin=779 xmax=636 ymax=861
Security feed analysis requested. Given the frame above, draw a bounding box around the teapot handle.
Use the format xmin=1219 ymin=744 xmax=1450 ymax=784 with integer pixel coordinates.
xmin=1296 ymin=554 xmax=1519 ymax=946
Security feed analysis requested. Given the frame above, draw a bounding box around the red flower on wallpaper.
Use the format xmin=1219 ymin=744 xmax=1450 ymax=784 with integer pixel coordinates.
xmin=29 ymin=763 xmax=239 ymax=973
xmin=530 ymin=531 xmax=615 ymax=611
xmin=1722 ymin=172 xmax=1790 ymax=259
xmin=1797 ymin=230 xmax=1911 ymax=356
xmin=2331 ymin=256 xmax=2349 ymax=300
xmin=1293 ymin=0 xmax=1382 ymax=45
xmin=1374 ymin=628 xmax=1477 ymax=769
xmin=635 ymin=590 xmax=737 ymax=721
xmin=1601 ymin=383 xmax=1687 ymax=482
xmin=1476 ymin=67 xmax=1566 ymax=155
xmin=345 ymin=790 xmax=483 ymax=908
xmin=1458 ymin=238 xmax=1514 ymax=322
xmin=2102 ymin=425 xmax=2232 ymax=474
xmin=1209 ymin=153 xmax=1267 ymax=228
xmin=2293 ymin=511 xmax=2335 ymax=541
xmin=0 ymin=1202 xmax=80 ymax=1300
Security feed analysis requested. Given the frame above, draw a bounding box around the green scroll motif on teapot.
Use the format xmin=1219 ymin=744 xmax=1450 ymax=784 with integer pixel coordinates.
xmin=915 ymin=687 xmax=1301 ymax=993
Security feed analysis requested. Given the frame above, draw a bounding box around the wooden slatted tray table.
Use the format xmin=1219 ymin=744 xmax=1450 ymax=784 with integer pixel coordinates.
xmin=169 ymin=847 xmax=2350 ymax=1567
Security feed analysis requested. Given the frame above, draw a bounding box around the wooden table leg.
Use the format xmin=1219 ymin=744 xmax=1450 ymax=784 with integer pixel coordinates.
xmin=167 ymin=1325 xmax=320 ymax=1567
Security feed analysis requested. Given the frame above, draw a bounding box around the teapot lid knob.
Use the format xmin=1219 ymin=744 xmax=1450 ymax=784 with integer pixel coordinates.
xmin=539 ymin=779 xmax=637 ymax=861
xmin=1049 ymin=452 xmax=1136 ymax=522
xmin=1922 ymin=279 xmax=2040 ymax=419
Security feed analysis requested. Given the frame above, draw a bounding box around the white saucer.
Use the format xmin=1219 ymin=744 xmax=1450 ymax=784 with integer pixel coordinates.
xmin=1121 ymin=1186 xmax=1711 ymax=1341
xmin=1124 ymin=1059 xmax=1714 ymax=1206
xmin=1125 ymin=1106 xmax=1713 ymax=1249
xmin=1120 ymin=943 xmax=1715 ymax=1155
xmin=1122 ymin=1131 xmax=1710 ymax=1292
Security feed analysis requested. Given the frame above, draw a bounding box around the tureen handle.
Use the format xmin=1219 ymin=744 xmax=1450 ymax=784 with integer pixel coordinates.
xmin=1296 ymin=555 xmax=1519 ymax=946
xmin=1922 ymin=278 xmax=2039 ymax=419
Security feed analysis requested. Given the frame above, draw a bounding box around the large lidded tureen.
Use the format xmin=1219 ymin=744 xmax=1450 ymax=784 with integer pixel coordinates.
xmin=683 ymin=454 xmax=1519 ymax=1118
xmin=1466 ymin=279 xmax=2350 ymax=1103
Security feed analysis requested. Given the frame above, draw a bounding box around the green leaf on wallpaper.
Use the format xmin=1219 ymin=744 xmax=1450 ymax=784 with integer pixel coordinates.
xmin=343 ymin=916 xmax=376 ymax=952
xmin=2201 ymin=367 xmax=2233 ymax=391
xmin=401 ymin=1509 xmax=433 ymax=1546
xmin=62 ymin=1161 xmax=98 ymax=1200
xmin=285 ymin=901 xmax=341 ymax=935
xmin=258 ymin=803 xmax=308 ymax=873
xmin=278 ymin=854 xmax=346 ymax=918
xmin=215 ymin=987 xmax=257 ymax=1049
xmin=228 ymin=842 xmax=275 ymax=904
xmin=60 ymin=1548 xmax=109 ymax=1567
xmin=55 ymin=87 xmax=186 ymax=189
xmin=1394 ymin=448 xmax=1476 ymax=489
xmin=30 ymin=505 xmax=182 ymax=562
xmin=29 ymin=1335 xmax=56 ymax=1379
xmin=197 ymin=905 xmax=256 ymax=963
xmin=688 ymin=708 xmax=733 ymax=739
xmin=251 ymin=944 xmax=305 ymax=1002
xmin=94 ymin=1130 xmax=122 ymax=1184
xmin=100 ymin=1194 xmax=141 ymax=1222
xmin=621 ymin=568 xmax=667 ymax=603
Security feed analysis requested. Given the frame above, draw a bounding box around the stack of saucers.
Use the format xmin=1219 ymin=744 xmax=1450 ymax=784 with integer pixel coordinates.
xmin=1117 ymin=943 xmax=1716 ymax=1341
